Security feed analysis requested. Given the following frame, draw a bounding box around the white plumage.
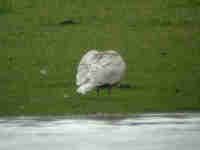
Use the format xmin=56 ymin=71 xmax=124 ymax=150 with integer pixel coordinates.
xmin=76 ymin=50 xmax=126 ymax=95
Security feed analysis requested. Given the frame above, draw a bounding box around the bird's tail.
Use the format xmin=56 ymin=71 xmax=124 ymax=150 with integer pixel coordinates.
xmin=77 ymin=83 xmax=95 ymax=95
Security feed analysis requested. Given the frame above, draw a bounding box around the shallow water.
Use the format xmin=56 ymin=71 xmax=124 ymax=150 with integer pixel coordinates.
xmin=0 ymin=113 xmax=200 ymax=150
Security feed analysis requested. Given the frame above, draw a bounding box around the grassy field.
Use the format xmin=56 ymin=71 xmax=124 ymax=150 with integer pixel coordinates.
xmin=0 ymin=0 xmax=200 ymax=116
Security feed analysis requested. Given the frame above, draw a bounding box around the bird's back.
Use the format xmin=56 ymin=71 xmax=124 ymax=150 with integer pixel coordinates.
xmin=91 ymin=50 xmax=126 ymax=85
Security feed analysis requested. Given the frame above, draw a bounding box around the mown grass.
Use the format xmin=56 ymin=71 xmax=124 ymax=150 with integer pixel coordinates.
xmin=0 ymin=0 xmax=200 ymax=116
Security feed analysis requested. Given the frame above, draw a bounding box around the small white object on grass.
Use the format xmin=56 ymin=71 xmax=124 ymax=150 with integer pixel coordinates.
xmin=76 ymin=50 xmax=126 ymax=95
xmin=40 ymin=69 xmax=47 ymax=76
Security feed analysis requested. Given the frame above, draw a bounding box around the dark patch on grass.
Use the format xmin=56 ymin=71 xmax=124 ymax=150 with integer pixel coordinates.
xmin=118 ymin=83 xmax=136 ymax=89
xmin=175 ymin=88 xmax=181 ymax=94
xmin=167 ymin=0 xmax=200 ymax=8
xmin=59 ymin=20 xmax=80 ymax=25
xmin=160 ymin=51 xmax=168 ymax=56
xmin=8 ymin=56 xmax=14 ymax=65
xmin=0 ymin=8 xmax=10 ymax=15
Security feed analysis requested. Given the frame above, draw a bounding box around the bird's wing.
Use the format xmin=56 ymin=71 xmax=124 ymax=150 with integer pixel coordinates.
xmin=76 ymin=50 xmax=99 ymax=86
xmin=76 ymin=64 xmax=89 ymax=86
xmin=88 ymin=54 xmax=126 ymax=86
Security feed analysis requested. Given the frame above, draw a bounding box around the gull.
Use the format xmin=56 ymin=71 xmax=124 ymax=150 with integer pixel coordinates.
xmin=76 ymin=50 xmax=126 ymax=95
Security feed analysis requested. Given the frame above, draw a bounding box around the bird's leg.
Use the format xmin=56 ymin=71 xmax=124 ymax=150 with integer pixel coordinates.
xmin=96 ymin=87 xmax=100 ymax=96
xmin=108 ymin=85 xmax=112 ymax=95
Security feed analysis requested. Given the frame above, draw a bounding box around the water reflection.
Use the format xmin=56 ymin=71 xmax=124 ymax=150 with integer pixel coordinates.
xmin=0 ymin=113 xmax=200 ymax=150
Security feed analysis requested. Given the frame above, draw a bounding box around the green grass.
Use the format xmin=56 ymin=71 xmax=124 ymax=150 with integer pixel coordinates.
xmin=0 ymin=0 xmax=200 ymax=116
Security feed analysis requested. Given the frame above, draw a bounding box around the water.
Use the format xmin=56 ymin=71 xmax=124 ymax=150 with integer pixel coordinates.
xmin=0 ymin=113 xmax=200 ymax=150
